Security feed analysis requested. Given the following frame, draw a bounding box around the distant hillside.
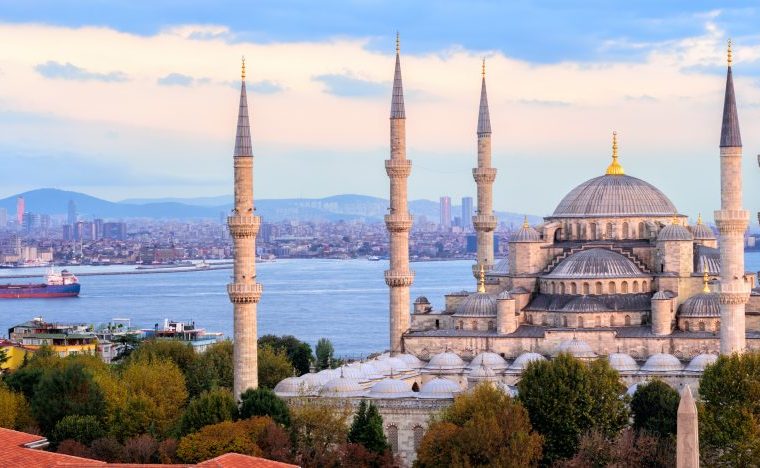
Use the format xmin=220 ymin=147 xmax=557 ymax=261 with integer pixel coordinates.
xmin=0 ymin=189 xmax=540 ymax=224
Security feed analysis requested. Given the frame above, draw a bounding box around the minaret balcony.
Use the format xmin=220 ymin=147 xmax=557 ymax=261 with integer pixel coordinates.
xmin=714 ymin=209 xmax=749 ymax=234
xmin=473 ymin=214 xmax=497 ymax=231
xmin=227 ymin=283 xmax=263 ymax=303
xmin=385 ymin=159 xmax=412 ymax=178
xmin=472 ymin=168 xmax=497 ymax=183
xmin=385 ymin=213 xmax=413 ymax=232
xmin=384 ymin=269 xmax=415 ymax=287
xmin=228 ymin=215 xmax=261 ymax=237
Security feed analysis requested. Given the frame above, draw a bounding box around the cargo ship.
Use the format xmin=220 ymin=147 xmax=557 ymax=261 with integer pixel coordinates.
xmin=0 ymin=269 xmax=80 ymax=298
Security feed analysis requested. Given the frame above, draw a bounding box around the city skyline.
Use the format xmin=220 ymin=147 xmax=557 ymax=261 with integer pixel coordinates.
xmin=0 ymin=2 xmax=759 ymax=222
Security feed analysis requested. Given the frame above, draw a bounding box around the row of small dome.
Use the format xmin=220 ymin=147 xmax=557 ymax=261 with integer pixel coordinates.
xmin=275 ymin=374 xmax=474 ymax=399
xmin=509 ymin=218 xmax=715 ymax=243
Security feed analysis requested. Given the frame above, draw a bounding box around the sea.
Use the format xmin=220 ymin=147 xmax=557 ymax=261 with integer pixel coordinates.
xmin=2 ymin=254 xmax=760 ymax=358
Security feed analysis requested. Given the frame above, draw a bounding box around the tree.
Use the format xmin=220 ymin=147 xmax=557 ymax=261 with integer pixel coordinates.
xmin=0 ymin=347 xmax=9 ymax=370
xmin=90 ymin=437 xmax=126 ymax=463
xmin=699 ymin=352 xmax=760 ymax=466
xmin=630 ymin=379 xmax=678 ymax=437
xmin=111 ymin=334 xmax=141 ymax=362
xmin=179 ymin=388 xmax=238 ymax=436
xmin=176 ymin=417 xmax=272 ymax=463
xmin=290 ymin=400 xmax=352 ymax=467
xmin=239 ymin=387 xmax=291 ymax=427
xmin=31 ymin=361 xmax=106 ymax=435
xmin=316 ymin=338 xmax=335 ymax=371
xmin=124 ymin=434 xmax=159 ymax=463
xmin=559 ymin=428 xmax=674 ymax=468
xmin=185 ymin=340 xmax=233 ymax=397
xmin=258 ymin=345 xmax=294 ymax=390
xmin=52 ymin=415 xmax=105 ymax=445
xmin=517 ymin=353 xmax=627 ymax=465
xmin=259 ymin=335 xmax=313 ymax=375
xmin=0 ymin=385 xmax=35 ymax=430
xmin=349 ymin=400 xmax=389 ymax=454
xmin=415 ymin=383 xmax=543 ymax=467
xmin=126 ymin=339 xmax=196 ymax=374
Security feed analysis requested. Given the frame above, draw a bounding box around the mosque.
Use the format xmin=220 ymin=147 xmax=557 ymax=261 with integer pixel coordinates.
xmin=259 ymin=39 xmax=757 ymax=465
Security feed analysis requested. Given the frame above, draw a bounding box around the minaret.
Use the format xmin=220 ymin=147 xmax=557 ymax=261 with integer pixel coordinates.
xmin=385 ymin=34 xmax=414 ymax=355
xmin=716 ymin=40 xmax=749 ymax=355
xmin=228 ymin=58 xmax=262 ymax=397
xmin=472 ymin=59 xmax=497 ymax=279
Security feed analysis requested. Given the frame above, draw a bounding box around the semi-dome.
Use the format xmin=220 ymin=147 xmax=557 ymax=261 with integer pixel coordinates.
xmin=562 ymin=296 xmax=607 ymax=312
xmin=418 ymin=378 xmax=462 ymax=399
xmin=274 ymin=377 xmax=306 ymax=396
xmin=679 ymin=293 xmax=720 ymax=317
xmin=652 ymin=290 xmax=670 ymax=300
xmin=607 ymin=353 xmax=639 ymax=372
xmin=551 ymin=174 xmax=678 ymax=218
xmin=657 ymin=223 xmax=693 ymax=242
xmin=553 ymin=339 xmax=597 ymax=359
xmin=454 ymin=291 xmax=496 ymax=317
xmin=368 ymin=378 xmax=414 ymax=399
xmin=508 ymin=352 xmax=547 ymax=371
xmin=641 ymin=353 xmax=683 ymax=372
xmin=426 ymin=352 xmax=466 ymax=370
xmin=685 ymin=353 xmax=718 ymax=372
xmin=320 ymin=377 xmax=366 ymax=397
xmin=545 ymin=248 xmax=646 ymax=279
xmin=469 ymin=352 xmax=508 ymax=370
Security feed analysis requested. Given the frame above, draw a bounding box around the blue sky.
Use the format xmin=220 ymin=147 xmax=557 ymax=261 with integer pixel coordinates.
xmin=0 ymin=1 xmax=759 ymax=221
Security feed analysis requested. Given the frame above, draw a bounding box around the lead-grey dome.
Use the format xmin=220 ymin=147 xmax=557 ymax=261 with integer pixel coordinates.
xmin=552 ymin=174 xmax=678 ymax=218
xmin=679 ymin=293 xmax=720 ymax=317
xmin=510 ymin=225 xmax=541 ymax=242
xmin=554 ymin=339 xmax=597 ymax=358
xmin=641 ymin=353 xmax=683 ymax=372
xmin=685 ymin=353 xmax=718 ymax=372
xmin=454 ymin=292 xmax=496 ymax=317
xmin=691 ymin=222 xmax=716 ymax=240
xmin=545 ymin=248 xmax=646 ymax=279
xmin=608 ymin=353 xmax=639 ymax=372
xmin=657 ymin=223 xmax=693 ymax=242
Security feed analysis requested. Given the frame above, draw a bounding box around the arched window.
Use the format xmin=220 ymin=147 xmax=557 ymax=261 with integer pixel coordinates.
xmin=699 ymin=322 xmax=706 ymax=331
xmin=571 ymin=282 xmax=578 ymax=294
xmin=625 ymin=315 xmax=631 ymax=326
xmin=608 ymin=282 xmax=616 ymax=294
xmin=550 ymin=282 xmax=555 ymax=294
xmin=413 ymin=426 xmax=425 ymax=450
xmin=560 ymin=283 xmax=566 ymax=295
xmin=684 ymin=321 xmax=690 ymax=331
xmin=589 ymin=223 xmax=597 ymax=240
xmin=632 ymin=281 xmax=639 ymax=293
xmin=563 ymin=316 xmax=568 ymax=327
xmin=412 ymin=382 xmax=420 ymax=392
xmin=595 ymin=316 xmax=601 ymax=327
xmin=435 ymin=319 xmax=440 ymax=329
xmin=578 ymin=316 xmax=585 ymax=328
xmin=638 ymin=222 xmax=646 ymax=238
xmin=610 ymin=315 xmax=615 ymax=326
xmin=458 ymin=320 xmax=463 ymax=330
xmin=541 ymin=315 xmax=548 ymax=326
xmin=606 ymin=222 xmax=614 ymax=239
xmin=622 ymin=222 xmax=629 ymax=239
xmin=621 ymin=281 xmax=628 ymax=293
xmin=595 ymin=282 xmax=603 ymax=295
xmin=716 ymin=322 xmax=720 ymax=332
xmin=387 ymin=425 xmax=399 ymax=453
xmin=583 ymin=282 xmax=590 ymax=295
xmin=488 ymin=320 xmax=495 ymax=331
xmin=642 ymin=280 xmax=648 ymax=291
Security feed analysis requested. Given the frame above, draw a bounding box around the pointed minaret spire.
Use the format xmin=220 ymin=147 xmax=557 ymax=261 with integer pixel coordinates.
xmin=391 ymin=32 xmax=405 ymax=119
xmin=234 ymin=57 xmax=252 ymax=158
xmin=477 ymin=58 xmax=491 ymax=136
xmin=720 ymin=39 xmax=742 ymax=148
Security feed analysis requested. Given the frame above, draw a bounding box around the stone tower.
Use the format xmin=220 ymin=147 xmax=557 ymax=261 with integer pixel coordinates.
xmin=716 ymin=40 xmax=750 ymax=355
xmin=228 ymin=58 xmax=262 ymax=397
xmin=472 ymin=60 xmax=497 ymax=279
xmin=385 ymin=35 xmax=414 ymax=355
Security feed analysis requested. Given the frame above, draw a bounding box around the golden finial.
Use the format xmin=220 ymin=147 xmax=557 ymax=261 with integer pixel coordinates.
xmin=703 ymin=264 xmax=710 ymax=293
xmin=477 ymin=264 xmax=486 ymax=293
xmin=697 ymin=213 xmax=703 ymax=225
xmin=241 ymin=56 xmax=246 ymax=81
xmin=396 ymin=32 xmax=400 ymax=54
xmin=522 ymin=216 xmax=529 ymax=229
xmin=672 ymin=214 xmax=679 ymax=225
xmin=606 ymin=131 xmax=625 ymax=175
xmin=727 ymin=38 xmax=733 ymax=66
xmin=482 ymin=58 xmax=486 ymax=77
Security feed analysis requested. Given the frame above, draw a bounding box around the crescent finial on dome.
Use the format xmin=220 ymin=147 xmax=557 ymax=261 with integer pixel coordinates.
xmin=606 ymin=131 xmax=625 ymax=175
xmin=703 ymin=264 xmax=711 ymax=293
xmin=477 ymin=264 xmax=486 ymax=293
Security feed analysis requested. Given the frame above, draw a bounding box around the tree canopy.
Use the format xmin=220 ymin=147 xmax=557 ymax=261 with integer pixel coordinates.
xmin=630 ymin=379 xmax=678 ymax=437
xmin=315 ymin=338 xmax=335 ymax=371
xmin=179 ymin=388 xmax=238 ymax=436
xmin=258 ymin=345 xmax=294 ymax=390
xmin=239 ymin=387 xmax=291 ymax=427
xmin=259 ymin=335 xmax=313 ymax=375
xmin=348 ymin=400 xmax=389 ymax=454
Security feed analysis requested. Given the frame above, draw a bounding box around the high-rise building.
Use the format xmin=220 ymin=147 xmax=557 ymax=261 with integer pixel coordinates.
xmin=67 ymin=200 xmax=78 ymax=226
xmin=103 ymin=222 xmax=127 ymax=240
xmin=22 ymin=212 xmax=40 ymax=234
xmin=461 ymin=196 xmax=473 ymax=230
xmin=0 ymin=208 xmax=7 ymax=228
xmin=94 ymin=219 xmax=104 ymax=240
xmin=439 ymin=196 xmax=451 ymax=229
xmin=16 ymin=197 xmax=24 ymax=225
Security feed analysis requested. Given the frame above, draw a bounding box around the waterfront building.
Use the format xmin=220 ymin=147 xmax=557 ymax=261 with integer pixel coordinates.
xmin=142 ymin=319 xmax=223 ymax=353
xmin=8 ymin=318 xmax=97 ymax=358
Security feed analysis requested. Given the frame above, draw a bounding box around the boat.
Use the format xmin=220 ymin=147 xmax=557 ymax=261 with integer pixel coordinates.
xmin=367 ymin=255 xmax=381 ymax=261
xmin=0 ymin=269 xmax=80 ymax=299
xmin=136 ymin=261 xmax=194 ymax=270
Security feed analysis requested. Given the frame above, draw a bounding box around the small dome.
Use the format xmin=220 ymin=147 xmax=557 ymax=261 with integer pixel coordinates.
xmin=395 ymin=354 xmax=424 ymax=369
xmin=320 ymin=377 xmax=366 ymax=397
xmin=509 ymin=352 xmax=547 ymax=371
xmin=338 ymin=366 xmax=367 ymax=381
xmin=679 ymin=293 xmax=720 ymax=318
xmin=316 ymin=369 xmax=341 ymax=380
xmin=368 ymin=378 xmax=414 ymax=399
xmin=497 ymin=290 xmax=514 ymax=300
xmin=641 ymin=353 xmax=683 ymax=372
xmin=384 ymin=357 xmax=412 ymax=373
xmin=652 ymin=290 xmax=670 ymax=300
xmin=353 ymin=362 xmax=384 ymax=379
xmin=496 ymin=382 xmax=519 ymax=397
xmin=369 ymin=359 xmax=392 ymax=375
xmin=427 ymin=352 xmax=466 ymax=370
xmin=545 ymin=248 xmax=646 ymax=279
xmin=301 ymin=372 xmax=331 ymax=388
xmin=274 ymin=377 xmax=306 ymax=396
xmin=691 ymin=222 xmax=715 ymax=240
xmin=414 ymin=296 xmax=430 ymax=304
xmin=554 ymin=339 xmax=597 ymax=359
xmin=418 ymin=378 xmax=462 ymax=399
xmin=686 ymin=353 xmax=718 ymax=372
xmin=454 ymin=292 xmax=496 ymax=317
xmin=607 ymin=353 xmax=639 ymax=372
xmin=469 ymin=352 xmax=508 ymax=370
xmin=468 ymin=365 xmax=497 ymax=380
xmin=510 ymin=225 xmax=541 ymax=243
xmin=658 ymin=223 xmax=693 ymax=242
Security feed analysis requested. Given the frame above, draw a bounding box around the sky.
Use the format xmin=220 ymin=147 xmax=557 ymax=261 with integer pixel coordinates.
xmin=1 ymin=1 xmax=760 ymax=221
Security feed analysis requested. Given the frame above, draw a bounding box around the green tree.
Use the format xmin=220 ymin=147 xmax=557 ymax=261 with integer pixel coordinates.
xmin=259 ymin=335 xmax=313 ymax=375
xmin=126 ymin=339 xmax=196 ymax=374
xmin=239 ymin=387 xmax=291 ymax=427
xmin=0 ymin=347 xmax=9 ymax=370
xmin=415 ymin=383 xmax=543 ymax=468
xmin=699 ymin=352 xmax=760 ymax=466
xmin=185 ymin=341 xmax=233 ymax=397
xmin=630 ymin=379 xmax=678 ymax=437
xmin=348 ymin=400 xmax=389 ymax=454
xmin=258 ymin=345 xmax=294 ymax=390
xmin=52 ymin=414 xmax=105 ymax=445
xmin=31 ymin=361 xmax=106 ymax=435
xmin=179 ymin=388 xmax=238 ymax=436
xmin=517 ymin=353 xmax=627 ymax=465
xmin=315 ymin=338 xmax=335 ymax=371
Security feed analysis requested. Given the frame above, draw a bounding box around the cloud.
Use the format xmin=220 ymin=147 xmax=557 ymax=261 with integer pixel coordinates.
xmin=35 ymin=61 xmax=128 ymax=82
xmin=251 ymin=80 xmax=284 ymax=94
xmin=157 ymin=73 xmax=194 ymax=86
xmin=312 ymin=73 xmax=387 ymax=97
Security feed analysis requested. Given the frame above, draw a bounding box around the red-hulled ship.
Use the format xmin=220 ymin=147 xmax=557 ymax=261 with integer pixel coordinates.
xmin=0 ymin=270 xmax=81 ymax=298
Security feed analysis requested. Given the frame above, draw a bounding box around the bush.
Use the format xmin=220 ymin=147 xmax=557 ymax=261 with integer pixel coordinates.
xmin=239 ymin=387 xmax=291 ymax=427
xmin=51 ymin=415 xmax=104 ymax=445
xmin=56 ymin=439 xmax=94 ymax=459
xmin=124 ymin=434 xmax=159 ymax=463
xmin=179 ymin=388 xmax=238 ymax=436
xmin=90 ymin=436 xmax=126 ymax=463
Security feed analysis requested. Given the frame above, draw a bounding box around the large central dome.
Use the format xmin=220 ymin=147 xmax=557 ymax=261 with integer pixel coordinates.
xmin=551 ymin=174 xmax=678 ymax=218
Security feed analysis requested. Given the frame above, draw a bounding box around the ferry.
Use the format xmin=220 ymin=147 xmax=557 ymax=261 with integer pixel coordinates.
xmin=0 ymin=269 xmax=81 ymax=299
